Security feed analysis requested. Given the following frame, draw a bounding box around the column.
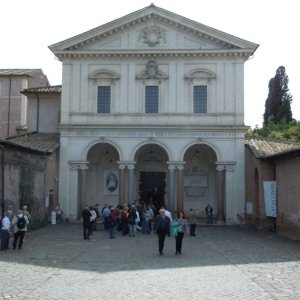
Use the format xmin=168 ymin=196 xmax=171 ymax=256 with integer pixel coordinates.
xmin=167 ymin=164 xmax=176 ymax=212
xmin=68 ymin=164 xmax=79 ymax=221
xmin=225 ymin=166 xmax=235 ymax=223
xmin=69 ymin=162 xmax=89 ymax=220
xmin=176 ymin=165 xmax=184 ymax=212
xmin=216 ymin=165 xmax=225 ymax=223
xmin=78 ymin=163 xmax=89 ymax=219
xmin=127 ymin=164 xmax=135 ymax=204
xmin=118 ymin=165 xmax=126 ymax=205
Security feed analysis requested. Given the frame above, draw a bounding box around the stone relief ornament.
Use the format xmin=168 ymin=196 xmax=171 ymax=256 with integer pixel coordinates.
xmin=146 ymin=60 xmax=158 ymax=79
xmin=139 ymin=26 xmax=166 ymax=47
xmin=136 ymin=60 xmax=169 ymax=80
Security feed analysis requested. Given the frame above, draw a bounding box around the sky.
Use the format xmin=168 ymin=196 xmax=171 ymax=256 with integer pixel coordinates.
xmin=1 ymin=0 xmax=299 ymax=128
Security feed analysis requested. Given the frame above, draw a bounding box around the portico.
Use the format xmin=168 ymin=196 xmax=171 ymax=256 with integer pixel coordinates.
xmin=58 ymin=128 xmax=243 ymax=223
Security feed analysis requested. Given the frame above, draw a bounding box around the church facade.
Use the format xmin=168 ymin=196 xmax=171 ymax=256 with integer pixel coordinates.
xmin=49 ymin=4 xmax=258 ymax=222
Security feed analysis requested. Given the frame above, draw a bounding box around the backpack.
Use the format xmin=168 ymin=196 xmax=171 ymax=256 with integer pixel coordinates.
xmin=121 ymin=211 xmax=128 ymax=220
xmin=128 ymin=212 xmax=136 ymax=225
xmin=17 ymin=214 xmax=26 ymax=230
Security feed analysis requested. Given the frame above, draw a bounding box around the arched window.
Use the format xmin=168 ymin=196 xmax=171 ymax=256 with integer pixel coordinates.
xmin=88 ymin=70 xmax=120 ymax=113
xmin=184 ymin=68 xmax=216 ymax=114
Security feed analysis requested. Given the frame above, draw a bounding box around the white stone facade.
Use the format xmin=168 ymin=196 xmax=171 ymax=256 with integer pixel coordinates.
xmin=50 ymin=4 xmax=258 ymax=222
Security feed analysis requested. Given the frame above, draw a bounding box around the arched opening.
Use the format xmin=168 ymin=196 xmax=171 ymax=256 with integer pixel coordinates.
xmin=183 ymin=144 xmax=217 ymax=219
xmin=134 ymin=143 xmax=169 ymax=213
xmin=85 ymin=143 xmax=120 ymax=208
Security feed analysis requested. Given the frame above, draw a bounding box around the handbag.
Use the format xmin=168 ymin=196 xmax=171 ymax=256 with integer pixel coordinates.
xmin=171 ymin=221 xmax=179 ymax=237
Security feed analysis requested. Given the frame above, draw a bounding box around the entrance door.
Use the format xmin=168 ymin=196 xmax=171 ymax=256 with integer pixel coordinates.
xmin=139 ymin=172 xmax=166 ymax=213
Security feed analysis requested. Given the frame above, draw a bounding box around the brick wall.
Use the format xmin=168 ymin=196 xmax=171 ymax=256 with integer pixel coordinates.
xmin=245 ymin=145 xmax=300 ymax=240
xmin=276 ymin=156 xmax=300 ymax=240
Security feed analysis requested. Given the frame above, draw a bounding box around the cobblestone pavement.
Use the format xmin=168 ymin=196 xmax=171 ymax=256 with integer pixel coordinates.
xmin=1 ymin=223 xmax=300 ymax=300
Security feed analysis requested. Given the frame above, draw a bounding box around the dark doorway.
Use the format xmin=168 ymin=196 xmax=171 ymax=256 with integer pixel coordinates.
xmin=139 ymin=172 xmax=166 ymax=214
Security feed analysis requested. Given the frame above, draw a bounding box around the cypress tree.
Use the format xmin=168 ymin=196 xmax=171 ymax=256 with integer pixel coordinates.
xmin=263 ymin=66 xmax=293 ymax=125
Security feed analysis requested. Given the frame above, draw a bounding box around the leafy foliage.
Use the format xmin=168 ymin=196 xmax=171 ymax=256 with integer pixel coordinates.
xmin=19 ymin=167 xmax=34 ymax=209
xmin=263 ymin=66 xmax=293 ymax=125
xmin=247 ymin=120 xmax=300 ymax=141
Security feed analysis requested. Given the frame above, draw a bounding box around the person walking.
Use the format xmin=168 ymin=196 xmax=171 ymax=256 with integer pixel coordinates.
xmin=107 ymin=207 xmax=117 ymax=239
xmin=128 ymin=206 xmax=137 ymax=237
xmin=155 ymin=208 xmax=170 ymax=255
xmin=189 ymin=208 xmax=198 ymax=236
xmin=121 ymin=205 xmax=129 ymax=236
xmin=162 ymin=206 xmax=172 ymax=223
xmin=55 ymin=205 xmax=64 ymax=223
xmin=102 ymin=204 xmax=110 ymax=230
xmin=205 ymin=204 xmax=213 ymax=224
xmin=143 ymin=204 xmax=153 ymax=234
xmin=11 ymin=210 xmax=29 ymax=250
xmin=172 ymin=211 xmax=189 ymax=255
xmin=146 ymin=204 xmax=154 ymax=232
xmin=1 ymin=211 xmax=11 ymax=251
xmin=82 ymin=205 xmax=91 ymax=240
xmin=89 ymin=206 xmax=97 ymax=236
xmin=93 ymin=203 xmax=100 ymax=231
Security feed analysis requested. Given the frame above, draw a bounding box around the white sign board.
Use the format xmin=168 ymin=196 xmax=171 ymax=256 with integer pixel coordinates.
xmin=184 ymin=176 xmax=208 ymax=187
xmin=263 ymin=181 xmax=277 ymax=217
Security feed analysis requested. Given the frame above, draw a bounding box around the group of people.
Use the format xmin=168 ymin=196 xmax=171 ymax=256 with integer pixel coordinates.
xmin=81 ymin=201 xmax=214 ymax=256
xmin=1 ymin=205 xmax=31 ymax=251
xmin=82 ymin=202 xmax=156 ymax=240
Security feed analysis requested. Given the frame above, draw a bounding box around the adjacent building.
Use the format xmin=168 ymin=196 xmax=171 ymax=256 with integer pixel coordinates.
xmin=0 ymin=132 xmax=60 ymax=219
xmin=245 ymin=138 xmax=300 ymax=240
xmin=0 ymin=69 xmax=50 ymax=138
xmin=0 ymin=86 xmax=61 ymax=219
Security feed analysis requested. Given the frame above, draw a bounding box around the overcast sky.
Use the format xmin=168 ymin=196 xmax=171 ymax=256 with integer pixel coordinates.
xmin=1 ymin=0 xmax=299 ymax=128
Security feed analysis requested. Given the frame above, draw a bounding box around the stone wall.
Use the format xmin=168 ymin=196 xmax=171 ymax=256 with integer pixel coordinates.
xmin=2 ymin=146 xmax=59 ymax=221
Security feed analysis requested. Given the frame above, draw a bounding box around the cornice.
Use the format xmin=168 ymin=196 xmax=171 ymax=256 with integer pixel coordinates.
xmin=56 ymin=49 xmax=252 ymax=60
xmin=58 ymin=124 xmax=249 ymax=132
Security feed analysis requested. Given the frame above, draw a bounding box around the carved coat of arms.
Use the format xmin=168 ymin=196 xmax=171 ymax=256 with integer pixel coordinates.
xmin=139 ymin=26 xmax=166 ymax=47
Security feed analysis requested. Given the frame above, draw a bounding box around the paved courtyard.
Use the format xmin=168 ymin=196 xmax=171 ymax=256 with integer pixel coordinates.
xmin=1 ymin=223 xmax=300 ymax=299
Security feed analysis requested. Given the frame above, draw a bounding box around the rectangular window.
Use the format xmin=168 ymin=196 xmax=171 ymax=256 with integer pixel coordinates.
xmin=145 ymin=86 xmax=159 ymax=113
xmin=194 ymin=86 xmax=207 ymax=113
xmin=97 ymin=86 xmax=111 ymax=113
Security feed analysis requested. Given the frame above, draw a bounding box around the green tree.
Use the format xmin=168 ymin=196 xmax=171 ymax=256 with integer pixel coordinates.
xmin=263 ymin=66 xmax=293 ymax=125
xmin=247 ymin=120 xmax=300 ymax=142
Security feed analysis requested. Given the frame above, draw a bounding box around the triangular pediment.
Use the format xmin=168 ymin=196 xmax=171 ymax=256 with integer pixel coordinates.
xmin=49 ymin=4 xmax=258 ymax=58
xmin=76 ymin=20 xmax=229 ymax=52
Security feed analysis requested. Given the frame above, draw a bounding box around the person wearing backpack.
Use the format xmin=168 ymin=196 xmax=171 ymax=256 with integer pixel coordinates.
xmin=11 ymin=210 xmax=29 ymax=250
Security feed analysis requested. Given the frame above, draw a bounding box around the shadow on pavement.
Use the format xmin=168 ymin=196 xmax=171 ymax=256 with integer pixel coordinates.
xmin=1 ymin=223 xmax=300 ymax=274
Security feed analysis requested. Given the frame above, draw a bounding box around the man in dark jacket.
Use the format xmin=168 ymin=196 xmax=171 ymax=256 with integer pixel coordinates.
xmin=82 ymin=205 xmax=91 ymax=240
xmin=155 ymin=208 xmax=170 ymax=255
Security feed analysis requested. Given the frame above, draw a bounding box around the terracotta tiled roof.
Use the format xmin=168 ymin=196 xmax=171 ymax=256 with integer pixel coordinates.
xmin=246 ymin=138 xmax=300 ymax=158
xmin=0 ymin=69 xmax=42 ymax=77
xmin=1 ymin=132 xmax=60 ymax=154
xmin=22 ymin=85 xmax=62 ymax=94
